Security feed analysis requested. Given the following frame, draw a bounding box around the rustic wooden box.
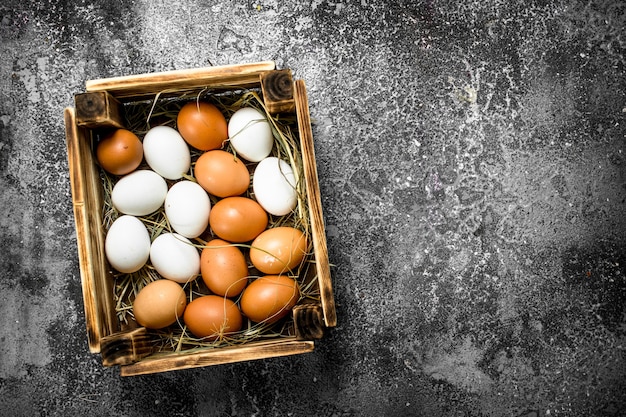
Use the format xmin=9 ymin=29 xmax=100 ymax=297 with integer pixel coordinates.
xmin=63 ymin=61 xmax=336 ymax=376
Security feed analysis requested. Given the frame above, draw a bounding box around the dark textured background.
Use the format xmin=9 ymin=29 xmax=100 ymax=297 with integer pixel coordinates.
xmin=1 ymin=1 xmax=625 ymax=416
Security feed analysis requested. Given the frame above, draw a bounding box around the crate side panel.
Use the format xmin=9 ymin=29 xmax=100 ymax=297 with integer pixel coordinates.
xmin=64 ymin=108 xmax=107 ymax=352
xmin=120 ymin=339 xmax=315 ymax=376
xmin=85 ymin=61 xmax=276 ymax=101
xmin=293 ymin=81 xmax=337 ymax=328
xmin=81 ymin=128 xmax=118 ymax=339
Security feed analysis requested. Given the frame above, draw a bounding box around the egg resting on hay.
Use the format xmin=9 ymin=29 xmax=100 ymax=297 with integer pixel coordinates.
xmin=97 ymin=88 xmax=319 ymax=350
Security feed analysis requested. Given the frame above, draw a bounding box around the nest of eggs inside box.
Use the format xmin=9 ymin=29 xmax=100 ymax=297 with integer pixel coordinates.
xmin=97 ymin=88 xmax=320 ymax=354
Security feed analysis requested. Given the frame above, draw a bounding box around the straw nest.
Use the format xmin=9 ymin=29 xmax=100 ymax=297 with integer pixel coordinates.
xmin=97 ymin=87 xmax=319 ymax=353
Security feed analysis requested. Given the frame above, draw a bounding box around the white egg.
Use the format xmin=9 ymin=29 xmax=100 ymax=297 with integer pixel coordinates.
xmin=143 ymin=125 xmax=191 ymax=180
xmin=228 ymin=107 xmax=273 ymax=162
xmin=105 ymin=215 xmax=151 ymax=273
xmin=252 ymin=157 xmax=297 ymax=216
xmin=111 ymin=170 xmax=168 ymax=216
xmin=149 ymin=233 xmax=200 ymax=283
xmin=165 ymin=180 xmax=211 ymax=238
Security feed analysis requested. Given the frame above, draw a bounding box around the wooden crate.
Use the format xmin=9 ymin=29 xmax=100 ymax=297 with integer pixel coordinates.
xmin=64 ymin=61 xmax=336 ymax=376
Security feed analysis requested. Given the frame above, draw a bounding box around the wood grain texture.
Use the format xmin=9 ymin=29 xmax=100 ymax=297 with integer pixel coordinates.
xmin=85 ymin=61 xmax=276 ymax=100
xmin=120 ymin=339 xmax=315 ymax=376
xmin=293 ymin=80 xmax=337 ymax=328
xmin=74 ymin=91 xmax=125 ymax=128
xmin=100 ymin=328 xmax=158 ymax=366
xmin=64 ymin=107 xmax=118 ymax=353
xmin=260 ymin=69 xmax=295 ymax=114
xmin=293 ymin=303 xmax=325 ymax=340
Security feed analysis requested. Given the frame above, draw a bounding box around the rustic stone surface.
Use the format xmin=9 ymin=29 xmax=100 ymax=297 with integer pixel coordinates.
xmin=1 ymin=1 xmax=625 ymax=416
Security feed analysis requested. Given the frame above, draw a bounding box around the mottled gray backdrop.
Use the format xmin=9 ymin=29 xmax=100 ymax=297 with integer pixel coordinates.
xmin=1 ymin=1 xmax=625 ymax=416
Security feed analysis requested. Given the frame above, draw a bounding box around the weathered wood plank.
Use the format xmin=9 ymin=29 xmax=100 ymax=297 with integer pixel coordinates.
xmin=293 ymin=80 xmax=337 ymax=328
xmin=64 ymin=108 xmax=118 ymax=353
xmin=120 ymin=339 xmax=315 ymax=376
xmin=85 ymin=61 xmax=276 ymax=100
xmin=100 ymin=328 xmax=158 ymax=366
xmin=64 ymin=108 xmax=115 ymax=353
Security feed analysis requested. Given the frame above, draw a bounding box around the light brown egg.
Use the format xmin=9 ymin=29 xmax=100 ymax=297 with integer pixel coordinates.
xmin=96 ymin=128 xmax=143 ymax=175
xmin=183 ymin=295 xmax=242 ymax=339
xmin=240 ymin=275 xmax=300 ymax=324
xmin=194 ymin=150 xmax=250 ymax=197
xmin=176 ymin=101 xmax=228 ymax=151
xmin=201 ymin=239 xmax=249 ymax=297
xmin=209 ymin=196 xmax=268 ymax=243
xmin=133 ymin=279 xmax=186 ymax=329
xmin=249 ymin=227 xmax=308 ymax=274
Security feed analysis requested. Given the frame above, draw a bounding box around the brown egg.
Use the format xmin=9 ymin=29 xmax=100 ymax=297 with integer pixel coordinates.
xmin=209 ymin=196 xmax=268 ymax=242
xmin=133 ymin=279 xmax=187 ymax=329
xmin=194 ymin=150 xmax=250 ymax=197
xmin=201 ymin=239 xmax=249 ymax=297
xmin=177 ymin=101 xmax=228 ymax=151
xmin=240 ymin=275 xmax=300 ymax=324
xmin=96 ymin=128 xmax=143 ymax=175
xmin=183 ymin=295 xmax=242 ymax=339
xmin=249 ymin=227 xmax=308 ymax=274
